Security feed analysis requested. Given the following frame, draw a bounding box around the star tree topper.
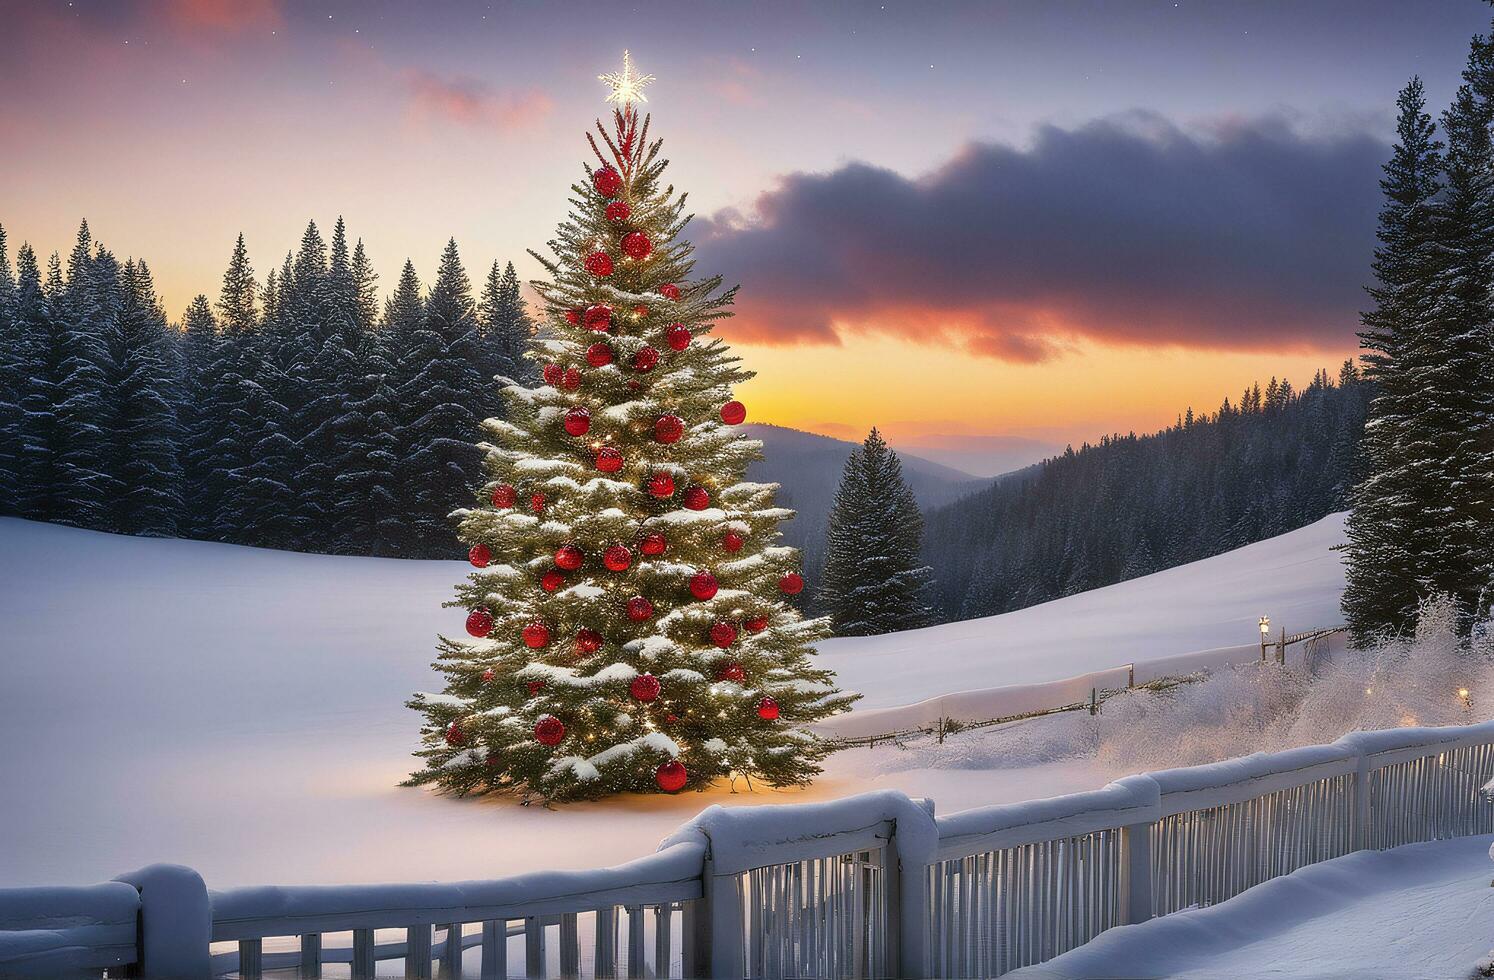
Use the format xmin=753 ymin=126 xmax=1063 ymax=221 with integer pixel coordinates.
xmin=599 ymin=50 xmax=656 ymax=105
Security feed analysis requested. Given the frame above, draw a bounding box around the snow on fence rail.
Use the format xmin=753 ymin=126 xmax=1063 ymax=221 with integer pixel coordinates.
xmin=3 ymin=718 xmax=1492 ymax=979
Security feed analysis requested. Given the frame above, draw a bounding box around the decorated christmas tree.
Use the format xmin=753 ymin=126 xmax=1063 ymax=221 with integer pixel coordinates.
xmin=407 ymin=54 xmax=858 ymax=803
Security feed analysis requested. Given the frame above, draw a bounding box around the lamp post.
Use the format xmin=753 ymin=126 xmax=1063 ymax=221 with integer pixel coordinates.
xmin=1259 ymin=616 xmax=1271 ymax=662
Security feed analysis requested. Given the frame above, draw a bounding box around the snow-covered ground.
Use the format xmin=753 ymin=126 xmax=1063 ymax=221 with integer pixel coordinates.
xmin=0 ymin=514 xmax=1346 ymax=888
xmin=1011 ymin=834 xmax=1494 ymax=980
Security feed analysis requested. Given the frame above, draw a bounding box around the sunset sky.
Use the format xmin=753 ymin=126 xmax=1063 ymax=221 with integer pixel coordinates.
xmin=4 ymin=0 xmax=1489 ymax=471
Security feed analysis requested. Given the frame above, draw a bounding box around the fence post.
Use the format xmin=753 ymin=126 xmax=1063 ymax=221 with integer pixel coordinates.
xmin=1119 ymin=822 xmax=1155 ymax=925
xmin=895 ymin=798 xmax=937 ymax=979
xmin=1352 ymin=749 xmax=1373 ymax=852
xmin=699 ymin=854 xmax=743 ymax=979
xmin=113 ymin=864 xmax=211 ymax=979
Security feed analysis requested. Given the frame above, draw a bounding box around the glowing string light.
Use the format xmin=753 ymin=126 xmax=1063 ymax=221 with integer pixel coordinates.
xmin=599 ymin=50 xmax=656 ymax=105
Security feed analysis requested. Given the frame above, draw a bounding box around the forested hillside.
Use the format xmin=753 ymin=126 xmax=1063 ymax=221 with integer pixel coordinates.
xmin=924 ymin=365 xmax=1371 ymax=622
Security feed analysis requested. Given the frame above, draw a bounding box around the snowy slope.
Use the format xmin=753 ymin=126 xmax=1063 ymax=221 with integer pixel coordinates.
xmin=0 ymin=514 xmax=1346 ymax=888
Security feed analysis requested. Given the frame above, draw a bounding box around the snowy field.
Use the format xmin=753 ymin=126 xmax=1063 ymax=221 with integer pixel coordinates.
xmin=0 ymin=514 xmax=1346 ymax=889
xmin=1011 ymin=834 xmax=1494 ymax=980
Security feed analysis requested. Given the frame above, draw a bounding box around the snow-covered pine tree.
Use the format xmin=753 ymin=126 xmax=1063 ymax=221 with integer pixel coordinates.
xmin=407 ymin=68 xmax=856 ymax=802
xmin=177 ymin=294 xmax=218 ymax=537
xmin=478 ymin=260 xmax=534 ymax=392
xmin=12 ymin=245 xmax=63 ymax=521
xmin=379 ymin=259 xmax=427 ymax=555
xmin=1343 ymin=78 xmax=1445 ymax=644
xmin=232 ymin=250 xmax=299 ymax=548
xmin=394 ymin=239 xmax=483 ymax=559
xmin=113 ymin=259 xmax=182 ymax=536
xmin=821 ymin=428 xmax=935 ymax=636
xmin=0 ymin=224 xmax=19 ymax=514
xmin=201 ymin=236 xmax=261 ymax=542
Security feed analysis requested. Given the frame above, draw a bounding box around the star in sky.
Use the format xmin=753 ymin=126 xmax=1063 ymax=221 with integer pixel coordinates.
xmin=599 ymin=50 xmax=656 ymax=105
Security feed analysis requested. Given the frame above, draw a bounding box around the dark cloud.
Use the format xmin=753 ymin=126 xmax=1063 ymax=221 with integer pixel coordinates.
xmin=694 ymin=112 xmax=1386 ymax=362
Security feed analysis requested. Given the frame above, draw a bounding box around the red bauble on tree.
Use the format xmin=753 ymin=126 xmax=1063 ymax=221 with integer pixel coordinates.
xmin=778 ymin=572 xmax=805 ymax=595
xmin=445 ymin=722 xmax=466 ymax=747
xmin=744 ymin=616 xmax=769 ymax=634
xmin=575 ymin=628 xmax=604 ymax=655
xmin=654 ymin=414 xmax=684 ymax=444
xmin=655 ymin=760 xmax=688 ymax=793
xmin=659 ymin=283 xmax=681 ymax=300
xmin=710 ymin=621 xmax=738 ymax=648
xmin=561 ymin=368 xmax=582 ymax=391
xmin=481 ymin=668 xmax=495 ymax=683
xmin=603 ymin=544 xmax=633 ymax=571
xmin=585 ymin=251 xmax=615 ymax=277
xmin=583 ymin=303 xmax=612 ymax=331
xmin=722 ymin=530 xmax=745 ymax=553
xmin=468 ymin=544 xmax=492 ymax=568
xmin=630 ymin=673 xmax=661 ymax=702
xmin=716 ymin=662 xmax=745 ymax=683
xmin=541 ymin=570 xmax=566 ymax=592
xmin=647 ymin=472 xmax=675 ymax=498
xmin=586 ymin=342 xmax=614 ymax=367
xmin=596 ymin=447 xmax=624 ymax=473
xmin=621 ymin=231 xmax=652 ymax=259
xmin=632 ymin=346 xmax=659 ymax=372
xmin=534 ymin=715 xmax=567 ymax=746
xmin=665 ymin=323 xmax=691 ymax=351
xmin=689 ymin=570 xmax=719 ymax=600
xmin=530 ymin=493 xmax=547 ymax=513
xmin=564 ymin=308 xmax=582 ymax=325
xmin=592 ymin=165 xmax=623 ymax=197
xmin=757 ymin=697 xmax=780 ymax=721
xmin=604 ymin=200 xmax=631 ymax=222
xmin=683 ymin=485 xmax=710 ymax=510
xmin=522 ymin=620 xmax=552 ymax=649
xmin=491 ymin=484 xmax=517 ymax=509
xmin=554 ymin=543 xmax=585 ymax=570
xmin=466 ymin=608 xmax=494 ymax=638
xmin=563 ymin=406 xmax=591 ymax=436
xmin=720 ymin=401 xmax=747 ymax=425
xmin=527 ymin=680 xmax=545 ymax=696
xmin=626 ymin=595 xmax=654 ymax=622
xmin=543 ymin=363 xmax=564 ymax=385
xmin=640 ymin=532 xmax=668 ymax=556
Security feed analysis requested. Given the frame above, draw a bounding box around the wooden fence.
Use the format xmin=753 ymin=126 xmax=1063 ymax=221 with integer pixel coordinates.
xmin=3 ymin=718 xmax=1491 ymax=979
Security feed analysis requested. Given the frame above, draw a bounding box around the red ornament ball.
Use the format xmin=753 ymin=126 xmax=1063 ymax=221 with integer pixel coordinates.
xmin=654 ymin=414 xmax=685 ymax=444
xmin=530 ymin=493 xmax=547 ymax=514
xmin=641 ymin=532 xmax=668 ymax=556
xmin=603 ymin=544 xmax=633 ymax=572
xmin=630 ymin=673 xmax=662 ymax=702
xmin=585 ymin=251 xmax=614 ymax=277
xmin=541 ymin=570 xmax=566 ymax=592
xmin=655 ymin=760 xmax=688 ymax=793
xmin=716 ymin=662 xmax=745 ymax=683
xmin=659 ymin=283 xmax=682 ymax=301
xmin=744 ymin=616 xmax=769 ymax=634
xmin=561 ymin=368 xmax=582 ymax=390
xmin=632 ymin=346 xmax=660 ymax=372
xmin=527 ymin=680 xmax=545 ymax=696
xmin=710 ymin=621 xmax=738 ymax=649
xmin=586 ymin=342 xmax=614 ymax=368
xmin=466 ymin=608 xmax=494 ymax=638
xmin=625 ymin=595 xmax=655 ymax=622
xmin=689 ymin=571 xmax=719 ymax=601
xmin=722 ymin=530 xmax=745 ymax=553
xmin=564 ymin=308 xmax=581 ymax=326
xmin=543 ymin=363 xmax=564 ymax=385
xmin=445 ymin=723 xmax=466 ymax=747
xmin=605 ymin=200 xmax=631 ymax=222
xmin=683 ymin=485 xmax=710 ymax=511
xmin=720 ymin=401 xmax=747 ymax=425
xmin=621 ymin=231 xmax=653 ymax=260
xmin=534 ymin=715 xmax=567 ymax=746
xmin=491 ymin=484 xmax=517 ymax=509
xmin=757 ymin=697 xmax=780 ymax=721
xmin=665 ymin=323 xmax=691 ymax=351
xmin=468 ymin=543 xmax=492 ymax=568
xmin=596 ymin=446 xmax=624 ymax=473
xmin=554 ymin=543 xmax=584 ymax=571
xmin=482 ymin=668 xmax=495 ymax=682
xmin=583 ymin=304 xmax=612 ymax=332
xmin=564 ymin=406 xmax=591 ymax=436
xmin=575 ymin=628 xmax=604 ymax=655
xmin=592 ymin=165 xmax=623 ymax=197
xmin=647 ymin=472 xmax=675 ymax=498
xmin=779 ymin=572 xmax=805 ymax=596
xmin=522 ymin=620 xmax=551 ymax=649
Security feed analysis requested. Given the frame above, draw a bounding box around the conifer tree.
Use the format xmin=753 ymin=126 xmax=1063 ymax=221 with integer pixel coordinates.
xmin=203 ymin=236 xmax=260 ymax=541
xmin=178 ymin=294 xmax=218 ymax=536
xmin=408 ymin=68 xmax=856 ymax=802
xmin=0 ymin=224 xmax=19 ymax=513
xmin=822 ymin=428 xmax=936 ymax=636
xmin=478 ymin=260 xmax=533 ymax=391
xmin=232 ymin=250 xmax=299 ymax=547
xmin=12 ymin=245 xmax=63 ymax=521
xmin=113 ymin=259 xmax=182 ymax=535
xmin=54 ymin=223 xmax=121 ymax=530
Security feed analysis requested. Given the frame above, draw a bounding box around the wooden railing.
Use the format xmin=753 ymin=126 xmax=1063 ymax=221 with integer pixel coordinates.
xmin=4 ymin=721 xmax=1492 ymax=979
